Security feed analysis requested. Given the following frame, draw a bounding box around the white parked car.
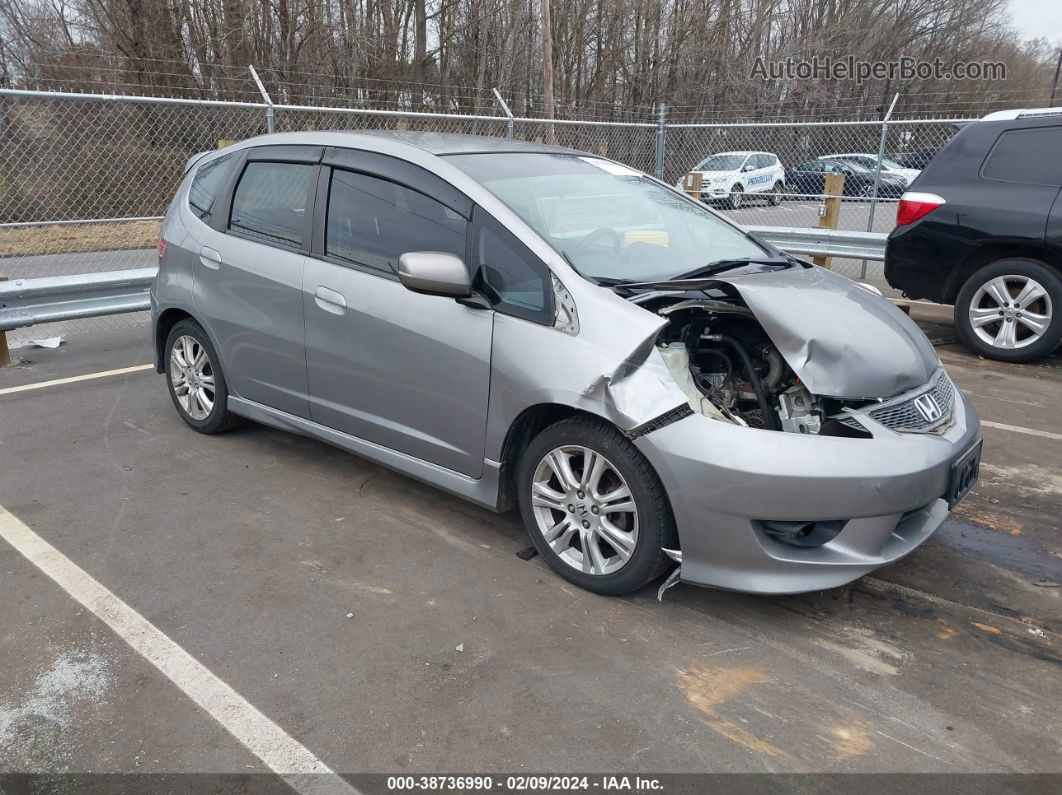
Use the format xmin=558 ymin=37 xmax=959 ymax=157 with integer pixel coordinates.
xmin=817 ymin=153 xmax=920 ymax=185
xmin=677 ymin=151 xmax=785 ymax=209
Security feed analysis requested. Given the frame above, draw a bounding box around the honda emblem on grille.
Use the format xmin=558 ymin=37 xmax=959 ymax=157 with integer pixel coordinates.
xmin=914 ymin=393 xmax=942 ymax=423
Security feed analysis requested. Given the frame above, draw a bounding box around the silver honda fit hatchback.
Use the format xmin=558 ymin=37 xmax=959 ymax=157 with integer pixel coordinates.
xmin=151 ymin=131 xmax=982 ymax=597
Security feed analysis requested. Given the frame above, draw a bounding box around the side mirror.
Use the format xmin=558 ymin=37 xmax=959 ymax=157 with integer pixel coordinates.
xmin=398 ymin=251 xmax=472 ymax=298
xmin=742 ymin=163 xmax=755 ymax=172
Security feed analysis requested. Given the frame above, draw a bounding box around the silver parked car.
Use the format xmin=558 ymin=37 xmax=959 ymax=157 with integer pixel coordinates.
xmin=151 ymin=131 xmax=982 ymax=597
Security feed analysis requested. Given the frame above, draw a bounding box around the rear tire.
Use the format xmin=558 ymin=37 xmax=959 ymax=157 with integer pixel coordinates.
xmin=164 ymin=319 xmax=243 ymax=433
xmin=516 ymin=415 xmax=676 ymax=596
xmin=769 ymin=182 xmax=783 ymax=206
xmin=954 ymin=258 xmax=1062 ymax=362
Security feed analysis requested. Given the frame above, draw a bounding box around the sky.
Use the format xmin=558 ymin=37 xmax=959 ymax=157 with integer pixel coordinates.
xmin=1010 ymin=0 xmax=1062 ymax=45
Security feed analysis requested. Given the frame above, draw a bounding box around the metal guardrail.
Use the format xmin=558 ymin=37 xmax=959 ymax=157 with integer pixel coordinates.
xmin=0 ymin=268 xmax=155 ymax=332
xmin=746 ymin=226 xmax=888 ymax=262
xmin=0 ymin=226 xmax=888 ymax=335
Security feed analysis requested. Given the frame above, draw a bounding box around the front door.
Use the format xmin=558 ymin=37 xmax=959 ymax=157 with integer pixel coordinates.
xmin=302 ymin=155 xmax=492 ymax=477
xmin=742 ymin=154 xmax=773 ymax=194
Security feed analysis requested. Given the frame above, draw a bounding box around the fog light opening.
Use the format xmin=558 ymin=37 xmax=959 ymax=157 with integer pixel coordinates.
xmin=759 ymin=519 xmax=845 ymax=548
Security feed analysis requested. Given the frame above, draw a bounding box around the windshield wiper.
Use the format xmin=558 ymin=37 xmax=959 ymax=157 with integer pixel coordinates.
xmin=669 ymin=257 xmax=790 ymax=281
xmin=608 ymin=257 xmax=796 ymax=292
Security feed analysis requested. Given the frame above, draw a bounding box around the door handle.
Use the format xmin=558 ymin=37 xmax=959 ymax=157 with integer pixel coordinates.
xmin=314 ymin=286 xmax=347 ymax=315
xmin=199 ymin=246 xmax=222 ymax=270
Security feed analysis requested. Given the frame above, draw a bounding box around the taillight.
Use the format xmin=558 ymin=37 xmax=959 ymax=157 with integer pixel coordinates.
xmin=896 ymin=192 xmax=945 ymax=226
xmin=158 ymin=237 xmax=168 ymax=264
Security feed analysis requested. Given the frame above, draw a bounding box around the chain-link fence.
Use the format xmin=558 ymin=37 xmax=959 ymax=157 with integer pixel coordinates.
xmin=664 ymin=118 xmax=963 ymax=285
xmin=0 ymin=85 xmax=968 ymax=347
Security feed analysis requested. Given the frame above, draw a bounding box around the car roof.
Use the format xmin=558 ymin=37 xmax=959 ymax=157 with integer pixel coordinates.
xmin=980 ymin=107 xmax=1062 ymax=121
xmin=233 ymin=129 xmax=587 ymax=157
xmin=818 ymin=153 xmax=875 ymax=158
xmin=706 ymin=151 xmax=769 ymax=156
xmin=359 ymin=130 xmax=588 ymax=155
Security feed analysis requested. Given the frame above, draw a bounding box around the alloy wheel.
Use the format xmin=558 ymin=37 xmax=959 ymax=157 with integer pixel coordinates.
xmin=530 ymin=445 xmax=639 ymax=576
xmin=968 ymin=275 xmax=1053 ymax=350
xmin=169 ymin=335 xmax=216 ymax=420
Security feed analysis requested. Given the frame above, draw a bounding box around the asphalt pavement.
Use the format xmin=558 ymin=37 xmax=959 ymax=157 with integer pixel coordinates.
xmin=0 ymin=317 xmax=1059 ymax=788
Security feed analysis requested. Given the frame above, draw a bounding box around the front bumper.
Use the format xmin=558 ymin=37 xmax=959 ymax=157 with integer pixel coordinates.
xmin=634 ymin=389 xmax=980 ymax=594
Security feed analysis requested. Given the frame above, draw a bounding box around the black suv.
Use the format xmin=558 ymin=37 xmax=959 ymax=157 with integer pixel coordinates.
xmin=885 ymin=110 xmax=1062 ymax=362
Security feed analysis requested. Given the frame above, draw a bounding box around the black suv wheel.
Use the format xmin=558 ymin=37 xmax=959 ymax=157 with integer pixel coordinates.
xmin=955 ymin=259 xmax=1062 ymax=362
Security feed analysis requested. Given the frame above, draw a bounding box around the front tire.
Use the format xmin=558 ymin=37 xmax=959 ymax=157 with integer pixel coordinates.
xmin=516 ymin=416 xmax=676 ymax=596
xmin=955 ymin=259 xmax=1062 ymax=362
xmin=164 ymin=319 xmax=242 ymax=433
xmin=727 ymin=185 xmax=744 ymax=210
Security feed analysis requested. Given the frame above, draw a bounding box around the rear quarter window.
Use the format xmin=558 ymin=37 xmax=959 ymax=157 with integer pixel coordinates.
xmin=187 ymin=153 xmax=236 ymax=222
xmin=981 ymin=127 xmax=1062 ymax=187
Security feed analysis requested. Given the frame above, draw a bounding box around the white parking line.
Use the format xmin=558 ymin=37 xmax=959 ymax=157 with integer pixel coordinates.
xmin=981 ymin=420 xmax=1062 ymax=442
xmin=0 ymin=364 xmax=154 ymax=395
xmin=0 ymin=505 xmax=358 ymax=795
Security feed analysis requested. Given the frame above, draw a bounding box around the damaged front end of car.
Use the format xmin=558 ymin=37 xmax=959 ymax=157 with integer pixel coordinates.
xmin=586 ymin=265 xmax=979 ymax=596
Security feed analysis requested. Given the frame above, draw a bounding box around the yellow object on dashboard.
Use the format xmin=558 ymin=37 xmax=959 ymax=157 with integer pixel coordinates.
xmin=624 ymin=230 xmax=669 ymax=248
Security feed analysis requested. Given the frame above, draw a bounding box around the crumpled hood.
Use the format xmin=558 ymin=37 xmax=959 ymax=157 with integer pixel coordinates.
xmin=712 ymin=267 xmax=940 ymax=399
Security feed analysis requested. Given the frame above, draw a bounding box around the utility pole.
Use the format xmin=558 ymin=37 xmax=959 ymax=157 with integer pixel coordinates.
xmin=1051 ymin=46 xmax=1062 ymax=105
xmin=541 ymin=0 xmax=556 ymax=144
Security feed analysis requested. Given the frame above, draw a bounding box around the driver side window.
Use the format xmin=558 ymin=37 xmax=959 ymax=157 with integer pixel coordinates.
xmin=471 ymin=210 xmax=554 ymax=325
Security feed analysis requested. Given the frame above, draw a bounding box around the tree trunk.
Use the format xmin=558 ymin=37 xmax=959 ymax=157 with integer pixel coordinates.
xmin=541 ymin=0 xmax=556 ymax=143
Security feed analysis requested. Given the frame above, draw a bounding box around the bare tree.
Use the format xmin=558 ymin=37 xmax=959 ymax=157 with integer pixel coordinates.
xmin=0 ymin=0 xmax=1055 ymax=121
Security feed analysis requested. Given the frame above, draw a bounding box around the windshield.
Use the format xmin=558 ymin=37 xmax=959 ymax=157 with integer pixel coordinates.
xmin=445 ymin=153 xmax=769 ymax=283
xmin=696 ymin=154 xmax=746 ymax=171
xmin=879 ymin=156 xmax=905 ymax=170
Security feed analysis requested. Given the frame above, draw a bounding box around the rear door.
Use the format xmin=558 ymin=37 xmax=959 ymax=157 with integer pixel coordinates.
xmin=790 ymin=161 xmax=825 ymax=196
xmin=193 ymin=145 xmax=320 ymax=418
xmin=302 ymin=149 xmax=493 ymax=477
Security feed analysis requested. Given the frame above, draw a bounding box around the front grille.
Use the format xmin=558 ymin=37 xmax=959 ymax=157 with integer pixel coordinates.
xmin=836 ymin=370 xmax=955 ymax=433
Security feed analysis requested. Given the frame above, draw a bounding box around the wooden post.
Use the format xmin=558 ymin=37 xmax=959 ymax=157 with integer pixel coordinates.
xmin=812 ymin=173 xmax=845 ymax=269
xmin=0 ymin=274 xmax=10 ymax=367
xmin=683 ymin=172 xmax=704 ymax=201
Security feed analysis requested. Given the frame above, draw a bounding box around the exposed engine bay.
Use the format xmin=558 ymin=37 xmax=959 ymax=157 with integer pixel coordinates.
xmin=640 ymin=293 xmax=874 ymax=436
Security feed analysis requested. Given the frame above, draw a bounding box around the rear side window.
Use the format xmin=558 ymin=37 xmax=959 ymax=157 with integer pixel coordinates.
xmin=229 ymin=162 xmax=315 ymax=248
xmin=982 ymin=128 xmax=1062 ymax=187
xmin=188 ymin=153 xmax=235 ymax=222
xmin=472 ymin=211 xmax=552 ymax=324
xmin=325 ymin=169 xmax=467 ymax=276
